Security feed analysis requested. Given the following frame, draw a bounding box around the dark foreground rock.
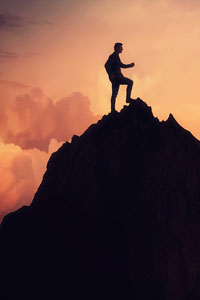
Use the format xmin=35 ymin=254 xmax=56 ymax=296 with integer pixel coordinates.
xmin=1 ymin=99 xmax=200 ymax=300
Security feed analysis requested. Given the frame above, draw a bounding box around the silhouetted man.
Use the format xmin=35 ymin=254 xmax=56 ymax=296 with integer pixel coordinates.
xmin=105 ymin=42 xmax=135 ymax=112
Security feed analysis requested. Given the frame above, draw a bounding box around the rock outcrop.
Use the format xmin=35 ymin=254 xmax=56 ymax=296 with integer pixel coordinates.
xmin=1 ymin=99 xmax=200 ymax=300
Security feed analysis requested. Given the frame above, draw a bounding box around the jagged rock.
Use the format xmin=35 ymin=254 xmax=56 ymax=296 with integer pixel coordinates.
xmin=1 ymin=98 xmax=200 ymax=300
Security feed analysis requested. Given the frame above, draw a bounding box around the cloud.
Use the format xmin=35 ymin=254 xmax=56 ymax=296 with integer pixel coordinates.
xmin=0 ymin=50 xmax=39 ymax=63
xmin=0 ymin=79 xmax=30 ymax=89
xmin=1 ymin=87 xmax=101 ymax=151
xmin=0 ymin=12 xmax=25 ymax=29
xmin=0 ymin=139 xmax=61 ymax=223
xmin=0 ymin=12 xmax=52 ymax=30
xmin=0 ymin=50 xmax=20 ymax=61
xmin=0 ymin=85 xmax=101 ymax=222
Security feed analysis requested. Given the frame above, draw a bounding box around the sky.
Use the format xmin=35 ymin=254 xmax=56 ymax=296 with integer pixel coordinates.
xmin=1 ymin=0 xmax=200 ymax=221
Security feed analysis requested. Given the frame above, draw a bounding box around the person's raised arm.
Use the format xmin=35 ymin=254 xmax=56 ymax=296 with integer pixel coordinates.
xmin=120 ymin=61 xmax=135 ymax=68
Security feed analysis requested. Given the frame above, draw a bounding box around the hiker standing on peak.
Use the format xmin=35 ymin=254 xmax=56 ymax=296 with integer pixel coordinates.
xmin=105 ymin=42 xmax=135 ymax=113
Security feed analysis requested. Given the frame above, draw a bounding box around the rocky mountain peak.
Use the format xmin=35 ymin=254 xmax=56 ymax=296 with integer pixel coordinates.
xmin=1 ymin=98 xmax=200 ymax=300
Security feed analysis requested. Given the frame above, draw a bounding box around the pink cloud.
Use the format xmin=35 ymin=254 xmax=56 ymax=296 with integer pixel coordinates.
xmin=0 ymin=85 xmax=101 ymax=222
xmin=1 ymin=87 xmax=101 ymax=151
xmin=0 ymin=142 xmax=45 ymax=222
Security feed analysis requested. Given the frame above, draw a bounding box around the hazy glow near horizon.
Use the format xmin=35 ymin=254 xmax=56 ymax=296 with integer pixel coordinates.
xmin=1 ymin=0 xmax=200 ymax=220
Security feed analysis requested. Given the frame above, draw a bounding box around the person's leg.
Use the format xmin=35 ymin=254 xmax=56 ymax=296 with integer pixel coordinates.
xmin=118 ymin=76 xmax=133 ymax=101
xmin=111 ymin=81 xmax=119 ymax=112
xmin=126 ymin=79 xmax=133 ymax=101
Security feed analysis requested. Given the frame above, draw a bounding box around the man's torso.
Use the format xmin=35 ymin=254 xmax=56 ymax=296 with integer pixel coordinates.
xmin=105 ymin=52 xmax=123 ymax=81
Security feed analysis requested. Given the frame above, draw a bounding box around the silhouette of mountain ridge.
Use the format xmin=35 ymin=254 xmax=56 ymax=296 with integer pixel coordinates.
xmin=1 ymin=98 xmax=200 ymax=300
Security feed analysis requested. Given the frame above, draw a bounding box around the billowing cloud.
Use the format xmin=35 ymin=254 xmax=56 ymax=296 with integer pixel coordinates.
xmin=0 ymin=87 xmax=100 ymax=151
xmin=0 ymin=138 xmax=62 ymax=222
xmin=0 ymin=84 xmax=101 ymax=222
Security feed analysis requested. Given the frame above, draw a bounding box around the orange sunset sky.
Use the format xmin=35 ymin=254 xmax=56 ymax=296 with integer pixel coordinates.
xmin=1 ymin=0 xmax=200 ymax=221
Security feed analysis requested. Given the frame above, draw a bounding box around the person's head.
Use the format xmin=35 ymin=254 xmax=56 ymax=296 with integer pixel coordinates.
xmin=114 ymin=42 xmax=123 ymax=54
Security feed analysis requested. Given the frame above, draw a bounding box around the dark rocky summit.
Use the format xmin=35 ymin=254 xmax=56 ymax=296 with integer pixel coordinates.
xmin=1 ymin=99 xmax=200 ymax=299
